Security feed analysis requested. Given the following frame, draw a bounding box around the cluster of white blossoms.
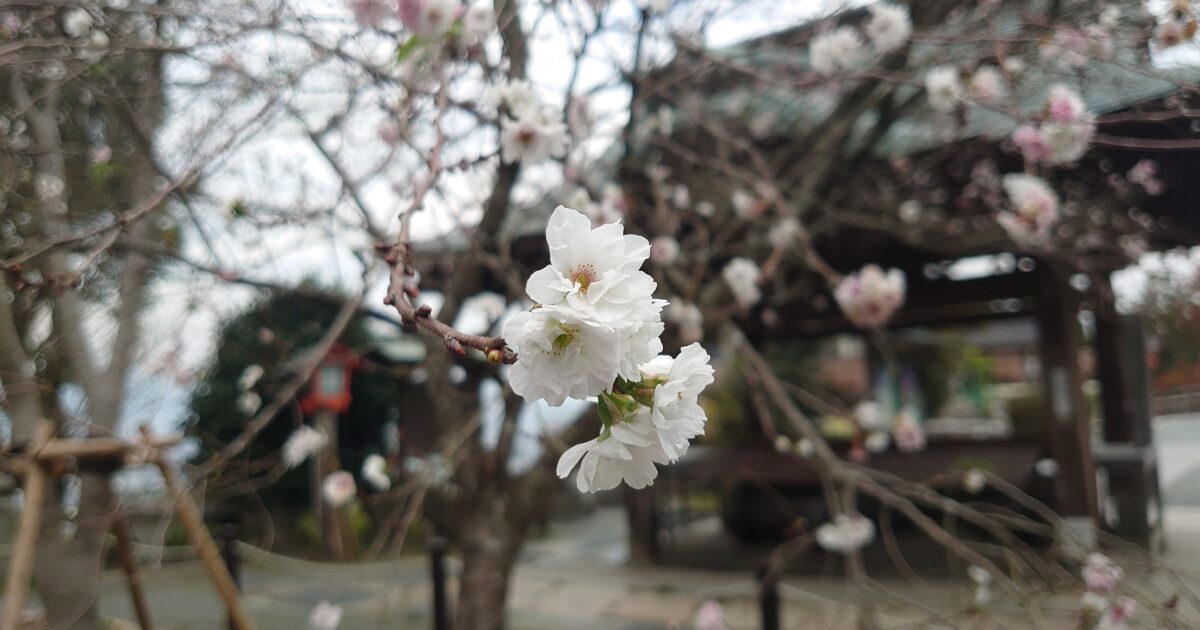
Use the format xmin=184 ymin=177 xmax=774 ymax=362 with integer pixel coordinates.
xmin=502 ymin=206 xmax=715 ymax=492
xmin=851 ymin=400 xmax=927 ymax=456
xmin=1080 ymin=553 xmax=1137 ymax=630
xmin=968 ymin=565 xmax=993 ymax=607
xmin=814 ymin=513 xmax=876 ymax=554
xmin=998 ymin=173 xmax=1060 ymax=243
xmin=808 ymin=3 xmax=911 ymax=75
xmin=1126 ymin=159 xmax=1163 ymax=196
xmin=1012 ymin=84 xmax=1095 ymax=166
xmin=833 ymin=264 xmax=906 ymax=329
xmin=1039 ymin=25 xmax=1112 ymax=68
xmin=494 ymin=79 xmax=570 ymax=166
xmin=236 ymin=364 xmax=264 ymax=416
xmin=348 ymin=0 xmax=494 ymax=43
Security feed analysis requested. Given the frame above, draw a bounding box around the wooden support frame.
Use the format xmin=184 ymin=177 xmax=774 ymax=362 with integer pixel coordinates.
xmin=154 ymin=457 xmax=256 ymax=630
xmin=1 ymin=421 xmax=54 ymax=630
xmin=0 ymin=429 xmax=255 ymax=630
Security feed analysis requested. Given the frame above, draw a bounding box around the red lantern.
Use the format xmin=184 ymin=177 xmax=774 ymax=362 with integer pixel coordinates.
xmin=299 ymin=344 xmax=360 ymax=415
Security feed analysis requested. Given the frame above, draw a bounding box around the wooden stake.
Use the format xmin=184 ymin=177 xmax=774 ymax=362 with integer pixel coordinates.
xmin=1 ymin=420 xmax=54 ymax=630
xmin=112 ymin=513 xmax=155 ymax=630
xmin=155 ymin=459 xmax=256 ymax=630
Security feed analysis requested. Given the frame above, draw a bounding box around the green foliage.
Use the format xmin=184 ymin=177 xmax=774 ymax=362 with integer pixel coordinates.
xmin=187 ymin=290 xmax=406 ymax=508
xmin=1005 ymin=391 xmax=1049 ymax=443
xmin=699 ymin=359 xmax=752 ymax=446
xmin=1132 ymin=267 xmax=1200 ymax=383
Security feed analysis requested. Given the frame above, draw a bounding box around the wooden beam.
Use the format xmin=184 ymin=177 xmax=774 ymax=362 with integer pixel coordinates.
xmin=112 ymin=512 xmax=156 ymax=630
xmin=1 ymin=420 xmax=54 ymax=630
xmin=154 ymin=458 xmax=256 ymax=630
xmin=29 ymin=434 xmax=182 ymax=461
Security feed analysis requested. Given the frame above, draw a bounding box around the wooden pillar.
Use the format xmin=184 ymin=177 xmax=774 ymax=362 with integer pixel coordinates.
xmin=1036 ymin=268 xmax=1100 ymax=522
xmin=1092 ymin=275 xmax=1151 ymax=445
xmin=624 ymin=486 xmax=658 ymax=565
xmin=313 ymin=410 xmax=346 ymax=560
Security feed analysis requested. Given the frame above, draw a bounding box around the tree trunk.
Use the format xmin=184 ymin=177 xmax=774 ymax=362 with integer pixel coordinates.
xmin=453 ymin=494 xmax=524 ymax=630
xmin=31 ymin=471 xmax=113 ymax=630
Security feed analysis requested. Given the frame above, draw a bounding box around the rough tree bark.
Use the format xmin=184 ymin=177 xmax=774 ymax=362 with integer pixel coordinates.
xmin=6 ymin=34 xmax=165 ymax=628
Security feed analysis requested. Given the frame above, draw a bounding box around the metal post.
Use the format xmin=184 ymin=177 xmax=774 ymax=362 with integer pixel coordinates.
xmin=758 ymin=561 xmax=780 ymax=630
xmin=219 ymin=523 xmax=243 ymax=609
xmin=428 ymin=536 xmax=450 ymax=630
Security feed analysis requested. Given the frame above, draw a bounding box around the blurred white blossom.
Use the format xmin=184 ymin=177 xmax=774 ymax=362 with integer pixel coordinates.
xmin=815 ymin=514 xmax=875 ymax=553
xmin=809 ymin=27 xmax=867 ymax=75
xmin=309 ymin=601 xmax=343 ymax=630
xmin=864 ymin=3 xmax=911 ymax=53
xmin=721 ymin=258 xmax=761 ymax=309
xmin=362 ymin=454 xmax=391 ymax=491
xmin=322 ymin=471 xmax=356 ymax=507
xmin=282 ymin=426 xmax=327 ymax=469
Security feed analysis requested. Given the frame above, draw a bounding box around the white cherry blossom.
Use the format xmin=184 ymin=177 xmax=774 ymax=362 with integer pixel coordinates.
xmin=650 ymin=235 xmax=680 ymax=265
xmin=309 ymin=601 xmax=343 ymax=630
xmin=556 ymin=425 xmax=668 ymax=493
xmin=864 ymin=3 xmax=911 ymax=53
xmin=502 ymin=305 xmax=621 ymax=406
xmin=641 ymin=343 xmax=715 ymax=461
xmin=963 ymin=468 xmax=987 ymax=494
xmin=834 ymin=265 xmax=906 ymax=329
xmin=237 ymin=391 xmax=262 ymax=416
xmin=417 ymin=0 xmax=458 ymax=38
xmin=362 ymin=454 xmax=391 ymax=490
xmin=925 ymin=66 xmax=963 ymax=113
xmin=1083 ymin=552 xmax=1122 ymax=593
xmin=854 ymin=400 xmax=885 ymax=431
xmin=893 ymin=414 xmax=926 ymax=452
xmin=999 ymin=173 xmax=1059 ymax=242
xmin=322 ymin=471 xmax=357 ymax=507
xmin=769 ymin=217 xmax=801 ymax=248
xmin=500 ymin=110 xmax=569 ymax=165
xmin=491 ymin=79 xmax=540 ymax=118
xmin=525 ymin=206 xmax=655 ymax=328
xmin=809 ymin=27 xmax=867 ymax=75
xmin=63 ymin=8 xmax=93 ymax=38
xmin=969 ymin=66 xmax=1007 ymax=102
xmin=864 ymin=431 xmax=890 ymax=453
xmin=722 ymin=258 xmax=761 ymax=308
xmin=282 ymin=426 xmax=328 ymax=468
xmin=461 ymin=4 xmax=495 ymax=43
xmin=815 ymin=514 xmax=875 ymax=553
xmin=238 ymin=364 xmax=264 ymax=390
